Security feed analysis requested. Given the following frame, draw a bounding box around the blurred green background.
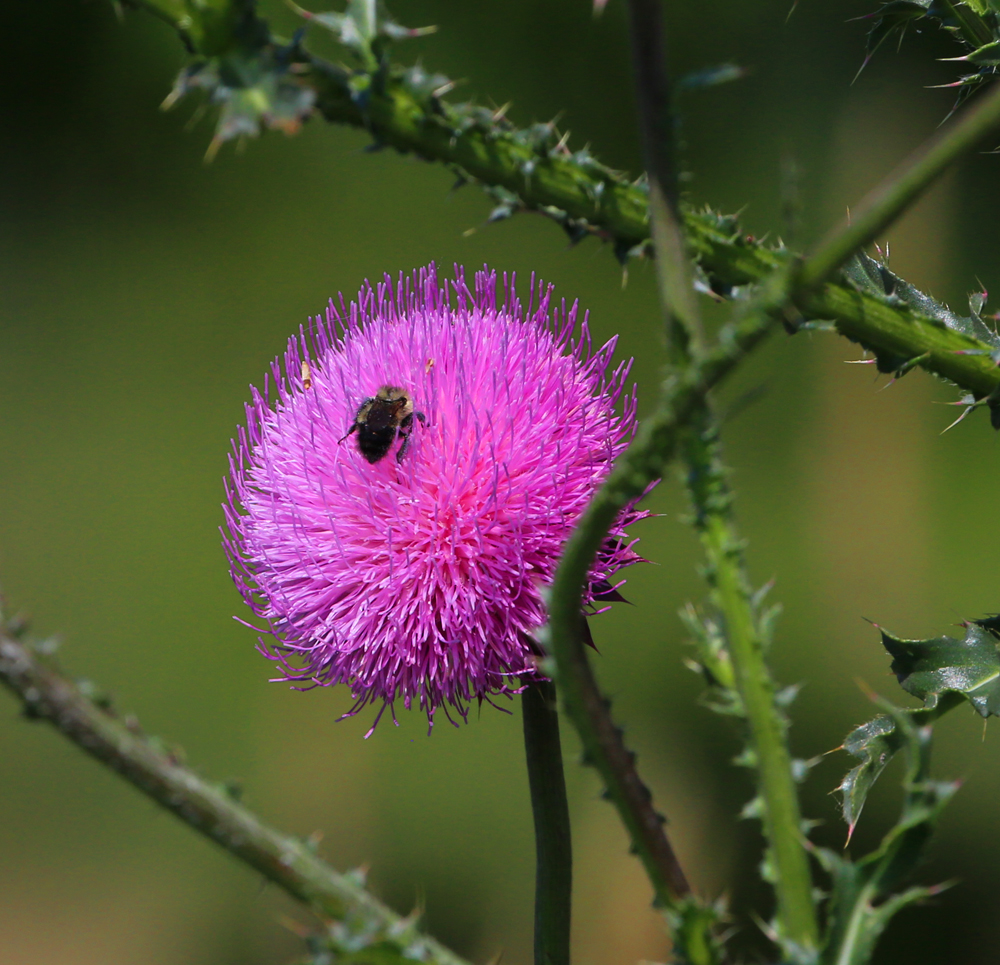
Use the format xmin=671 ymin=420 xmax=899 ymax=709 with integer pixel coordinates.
xmin=2 ymin=1 xmax=999 ymax=962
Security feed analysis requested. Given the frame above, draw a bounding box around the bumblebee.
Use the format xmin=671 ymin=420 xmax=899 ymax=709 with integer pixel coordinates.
xmin=339 ymin=385 xmax=426 ymax=464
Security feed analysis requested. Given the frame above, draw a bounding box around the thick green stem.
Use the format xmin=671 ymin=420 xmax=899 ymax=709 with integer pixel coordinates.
xmin=626 ymin=3 xmax=816 ymax=945
xmin=0 ymin=627 xmax=469 ymax=965
xmin=522 ymin=680 xmax=573 ymax=965
xmin=683 ymin=420 xmax=818 ymax=951
xmin=121 ymin=0 xmax=1000 ymax=400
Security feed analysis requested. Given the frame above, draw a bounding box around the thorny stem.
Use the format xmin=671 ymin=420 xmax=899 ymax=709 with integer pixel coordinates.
xmin=123 ymin=0 xmax=1000 ymax=401
xmin=0 ymin=626 xmax=470 ymax=965
xmin=799 ymin=79 xmax=1000 ymax=290
xmin=627 ymin=0 xmax=817 ymax=951
xmin=682 ymin=419 xmax=819 ymax=952
xmin=546 ymin=288 xmax=784 ymax=912
xmin=522 ymin=680 xmax=573 ymax=965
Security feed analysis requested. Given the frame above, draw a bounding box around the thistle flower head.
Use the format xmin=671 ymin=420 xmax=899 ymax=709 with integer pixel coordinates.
xmin=224 ymin=265 xmax=650 ymax=733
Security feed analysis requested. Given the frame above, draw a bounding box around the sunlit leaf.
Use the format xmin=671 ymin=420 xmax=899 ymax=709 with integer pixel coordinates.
xmin=880 ymin=621 xmax=1000 ymax=717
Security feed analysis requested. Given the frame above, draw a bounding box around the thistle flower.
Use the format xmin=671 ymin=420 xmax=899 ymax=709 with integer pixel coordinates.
xmin=224 ymin=265 xmax=651 ymax=733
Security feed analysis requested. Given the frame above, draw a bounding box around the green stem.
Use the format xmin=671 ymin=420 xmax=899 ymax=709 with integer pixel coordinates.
xmin=546 ymin=290 xmax=782 ymax=903
xmin=522 ymin=680 xmax=573 ymax=965
xmin=0 ymin=626 xmax=469 ymax=965
xmin=121 ymin=1 xmax=1000 ymax=399
xmin=683 ymin=419 xmax=819 ymax=952
xmin=624 ymin=2 xmax=816 ymax=944
xmin=799 ymin=79 xmax=1000 ymax=289
xmin=626 ymin=0 xmax=701 ymax=354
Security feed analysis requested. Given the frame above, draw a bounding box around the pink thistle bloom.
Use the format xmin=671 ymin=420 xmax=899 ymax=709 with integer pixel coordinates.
xmin=224 ymin=265 xmax=651 ymax=733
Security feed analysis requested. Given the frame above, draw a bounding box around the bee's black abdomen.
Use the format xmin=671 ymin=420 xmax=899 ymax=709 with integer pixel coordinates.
xmin=340 ymin=386 xmax=421 ymax=465
xmin=357 ymin=426 xmax=396 ymax=463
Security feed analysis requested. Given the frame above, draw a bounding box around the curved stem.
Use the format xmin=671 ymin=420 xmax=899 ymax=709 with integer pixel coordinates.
xmin=522 ymin=680 xmax=572 ymax=965
xmin=546 ymin=294 xmax=781 ymax=911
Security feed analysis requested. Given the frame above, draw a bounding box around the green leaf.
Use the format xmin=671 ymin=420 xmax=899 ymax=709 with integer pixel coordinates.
xmin=165 ymin=50 xmax=316 ymax=159
xmin=862 ymin=2 xmax=931 ymax=62
xmin=880 ymin=621 xmax=1000 ymax=717
xmin=823 ymin=702 xmax=957 ymax=965
xmin=289 ymin=0 xmax=435 ymax=69
xmin=836 ymin=616 xmax=998 ymax=833
xmin=844 ymin=250 xmax=1000 ymax=352
xmin=961 ymin=39 xmax=1000 ymax=63
xmin=838 ymin=713 xmax=904 ymax=838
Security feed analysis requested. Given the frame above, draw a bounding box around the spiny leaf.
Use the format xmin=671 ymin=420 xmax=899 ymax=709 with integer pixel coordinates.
xmin=857 ymin=1 xmax=999 ymax=104
xmin=880 ymin=620 xmax=1000 ymax=716
xmin=949 ymin=38 xmax=1000 ymax=63
xmin=838 ymin=714 xmax=904 ymax=837
xmin=162 ymin=40 xmax=315 ymax=159
xmin=862 ymin=2 xmax=929 ymax=63
xmin=290 ymin=0 xmax=435 ymax=69
xmin=845 ymin=250 xmax=1000 ymax=351
xmin=823 ymin=701 xmax=957 ymax=965
xmin=836 ymin=614 xmax=996 ymax=832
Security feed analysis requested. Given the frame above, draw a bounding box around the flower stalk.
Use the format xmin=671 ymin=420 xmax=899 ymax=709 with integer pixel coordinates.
xmin=522 ymin=680 xmax=573 ymax=965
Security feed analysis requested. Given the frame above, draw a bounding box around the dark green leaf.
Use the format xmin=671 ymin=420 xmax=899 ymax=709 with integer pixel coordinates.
xmin=824 ymin=702 xmax=957 ymax=965
xmin=880 ymin=621 xmax=1000 ymax=717
xmin=863 ymin=2 xmax=930 ymax=61
xmin=838 ymin=713 xmax=903 ymax=837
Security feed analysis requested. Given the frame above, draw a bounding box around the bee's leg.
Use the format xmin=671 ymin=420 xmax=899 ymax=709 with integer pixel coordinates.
xmin=338 ymin=423 xmax=359 ymax=445
xmin=395 ymin=411 xmax=426 ymax=463
xmin=396 ymin=425 xmax=412 ymax=462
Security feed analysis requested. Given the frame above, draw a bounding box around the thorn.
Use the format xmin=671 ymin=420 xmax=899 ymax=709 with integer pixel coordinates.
xmin=204 ymin=135 xmax=224 ymax=164
xmin=941 ymin=404 xmax=976 ymax=433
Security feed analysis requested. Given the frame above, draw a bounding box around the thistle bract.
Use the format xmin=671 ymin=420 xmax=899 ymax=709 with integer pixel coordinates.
xmin=224 ymin=265 xmax=649 ymax=732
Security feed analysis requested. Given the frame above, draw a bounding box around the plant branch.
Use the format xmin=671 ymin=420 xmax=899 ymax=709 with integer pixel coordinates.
xmin=118 ymin=1 xmax=1000 ymax=402
xmin=799 ymin=80 xmax=1000 ymax=290
xmin=626 ymin=2 xmax=816 ymax=948
xmin=545 ymin=279 xmax=786 ymax=913
xmin=0 ymin=622 xmax=470 ymax=965
xmin=626 ymin=0 xmax=701 ymax=355
xmin=522 ymin=680 xmax=572 ymax=965
xmin=682 ymin=418 xmax=819 ymax=953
